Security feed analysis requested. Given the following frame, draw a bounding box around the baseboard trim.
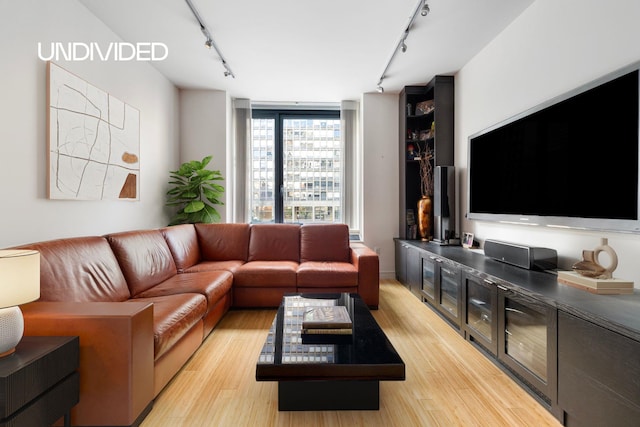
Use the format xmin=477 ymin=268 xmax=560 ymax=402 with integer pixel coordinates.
xmin=380 ymin=271 xmax=395 ymax=280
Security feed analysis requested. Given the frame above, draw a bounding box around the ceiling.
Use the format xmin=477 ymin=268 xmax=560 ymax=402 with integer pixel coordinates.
xmin=79 ymin=0 xmax=534 ymax=103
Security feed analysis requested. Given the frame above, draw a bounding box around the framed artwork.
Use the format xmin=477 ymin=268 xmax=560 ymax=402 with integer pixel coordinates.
xmin=47 ymin=62 xmax=140 ymax=200
xmin=462 ymin=232 xmax=475 ymax=249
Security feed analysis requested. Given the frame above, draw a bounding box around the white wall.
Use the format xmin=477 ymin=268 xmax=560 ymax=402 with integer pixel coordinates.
xmin=179 ymin=89 xmax=229 ymax=223
xmin=361 ymin=93 xmax=399 ymax=278
xmin=456 ymin=0 xmax=640 ymax=286
xmin=0 ymin=0 xmax=179 ymax=247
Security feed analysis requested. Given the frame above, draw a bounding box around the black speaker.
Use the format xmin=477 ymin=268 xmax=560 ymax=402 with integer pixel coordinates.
xmin=484 ymin=239 xmax=557 ymax=271
xmin=433 ymin=166 xmax=455 ymax=243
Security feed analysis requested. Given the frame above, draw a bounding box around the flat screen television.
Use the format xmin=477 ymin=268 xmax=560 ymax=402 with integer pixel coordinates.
xmin=467 ymin=64 xmax=640 ymax=233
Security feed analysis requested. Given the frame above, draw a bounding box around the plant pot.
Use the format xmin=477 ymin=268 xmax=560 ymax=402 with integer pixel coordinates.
xmin=417 ymin=195 xmax=432 ymax=241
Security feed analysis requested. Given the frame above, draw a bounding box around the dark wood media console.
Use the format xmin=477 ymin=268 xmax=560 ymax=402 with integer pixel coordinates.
xmin=395 ymin=239 xmax=640 ymax=425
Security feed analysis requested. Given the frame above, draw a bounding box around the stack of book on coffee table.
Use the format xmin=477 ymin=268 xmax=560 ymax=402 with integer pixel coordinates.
xmin=302 ymin=305 xmax=353 ymax=335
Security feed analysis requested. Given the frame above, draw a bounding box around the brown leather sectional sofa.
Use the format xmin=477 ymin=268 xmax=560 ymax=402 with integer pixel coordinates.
xmin=14 ymin=222 xmax=379 ymax=426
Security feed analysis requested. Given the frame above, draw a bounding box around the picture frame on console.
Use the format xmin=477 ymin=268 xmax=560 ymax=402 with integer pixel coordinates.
xmin=462 ymin=232 xmax=474 ymax=249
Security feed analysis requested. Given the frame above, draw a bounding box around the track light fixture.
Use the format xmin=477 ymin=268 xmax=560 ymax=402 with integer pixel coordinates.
xmin=185 ymin=0 xmax=235 ymax=78
xmin=376 ymin=0 xmax=430 ymax=92
xmin=421 ymin=1 xmax=430 ymax=17
xmin=400 ymin=29 xmax=409 ymax=53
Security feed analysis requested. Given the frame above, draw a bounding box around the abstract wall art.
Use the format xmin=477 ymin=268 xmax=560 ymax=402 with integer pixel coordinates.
xmin=47 ymin=62 xmax=140 ymax=200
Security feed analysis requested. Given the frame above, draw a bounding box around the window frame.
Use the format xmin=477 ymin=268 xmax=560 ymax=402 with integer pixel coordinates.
xmin=251 ymin=109 xmax=341 ymax=224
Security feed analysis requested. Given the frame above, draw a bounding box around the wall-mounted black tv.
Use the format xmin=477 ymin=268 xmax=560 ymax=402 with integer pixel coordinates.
xmin=467 ymin=64 xmax=640 ymax=233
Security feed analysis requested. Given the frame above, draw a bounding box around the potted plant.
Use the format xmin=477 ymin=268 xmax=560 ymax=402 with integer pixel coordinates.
xmin=166 ymin=155 xmax=224 ymax=225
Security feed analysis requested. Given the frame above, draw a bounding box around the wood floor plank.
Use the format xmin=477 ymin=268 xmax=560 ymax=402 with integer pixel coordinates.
xmin=141 ymin=280 xmax=562 ymax=426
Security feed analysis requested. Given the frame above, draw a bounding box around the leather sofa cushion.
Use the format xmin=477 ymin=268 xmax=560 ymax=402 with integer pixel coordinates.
xmin=195 ymin=223 xmax=250 ymax=261
xmin=15 ymin=236 xmax=131 ymax=302
xmin=183 ymin=260 xmax=245 ymax=274
xmin=300 ymin=223 xmax=350 ymax=263
xmin=297 ymin=261 xmax=358 ymax=287
xmin=248 ymin=224 xmax=300 ymax=262
xmin=130 ymin=293 xmax=206 ymax=361
xmin=161 ymin=224 xmax=200 ymax=272
xmin=107 ymin=230 xmax=177 ymax=296
xmin=233 ymin=261 xmax=298 ymax=287
xmin=136 ymin=270 xmax=233 ymax=312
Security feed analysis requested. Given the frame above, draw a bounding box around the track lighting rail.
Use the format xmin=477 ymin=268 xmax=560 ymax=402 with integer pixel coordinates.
xmin=376 ymin=0 xmax=429 ymax=93
xmin=185 ymin=0 xmax=235 ymax=78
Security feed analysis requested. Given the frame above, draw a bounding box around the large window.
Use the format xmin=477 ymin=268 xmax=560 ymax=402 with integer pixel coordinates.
xmin=250 ymin=110 xmax=342 ymax=224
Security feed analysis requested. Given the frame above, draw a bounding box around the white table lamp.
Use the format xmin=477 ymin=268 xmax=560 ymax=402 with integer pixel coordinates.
xmin=0 ymin=250 xmax=40 ymax=357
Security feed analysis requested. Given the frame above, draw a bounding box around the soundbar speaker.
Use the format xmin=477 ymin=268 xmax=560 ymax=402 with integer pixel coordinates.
xmin=484 ymin=239 xmax=557 ymax=271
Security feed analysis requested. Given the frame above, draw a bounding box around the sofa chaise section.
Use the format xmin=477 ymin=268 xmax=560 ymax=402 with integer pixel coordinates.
xmin=105 ymin=229 xmax=233 ymax=394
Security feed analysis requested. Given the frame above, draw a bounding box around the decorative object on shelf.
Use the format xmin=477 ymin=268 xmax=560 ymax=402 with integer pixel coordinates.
xmin=419 ymin=130 xmax=433 ymax=141
xmin=571 ymin=250 xmax=606 ymax=278
xmin=417 ymin=146 xmax=434 ymax=241
xmin=166 ymin=155 xmax=225 ymax=225
xmin=462 ymin=232 xmax=475 ymax=249
xmin=572 ymin=237 xmax=618 ymax=279
xmin=560 ymin=238 xmax=632 ymax=295
xmin=416 ymin=99 xmax=434 ymax=115
xmin=406 ymin=143 xmax=419 ymax=160
xmin=0 ymin=250 xmax=40 ymax=357
xmin=406 ymin=103 xmax=412 ymax=116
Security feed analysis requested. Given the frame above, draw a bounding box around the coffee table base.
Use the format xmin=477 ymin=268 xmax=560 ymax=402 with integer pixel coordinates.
xmin=278 ymin=380 xmax=379 ymax=411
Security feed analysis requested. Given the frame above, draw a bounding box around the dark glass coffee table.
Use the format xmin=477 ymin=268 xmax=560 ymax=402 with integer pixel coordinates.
xmin=255 ymin=293 xmax=405 ymax=411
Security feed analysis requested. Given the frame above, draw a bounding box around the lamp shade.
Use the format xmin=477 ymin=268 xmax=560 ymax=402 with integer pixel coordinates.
xmin=0 ymin=250 xmax=40 ymax=308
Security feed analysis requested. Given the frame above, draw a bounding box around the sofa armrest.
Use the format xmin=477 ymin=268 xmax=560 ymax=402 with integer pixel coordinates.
xmin=350 ymin=243 xmax=380 ymax=309
xmin=21 ymin=301 xmax=155 ymax=427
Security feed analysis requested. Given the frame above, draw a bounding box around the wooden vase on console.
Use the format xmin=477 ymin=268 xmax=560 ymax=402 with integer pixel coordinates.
xmin=417 ymin=196 xmax=432 ymax=241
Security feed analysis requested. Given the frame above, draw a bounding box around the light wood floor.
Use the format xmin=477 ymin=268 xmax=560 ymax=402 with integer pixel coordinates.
xmin=141 ymin=279 xmax=562 ymax=426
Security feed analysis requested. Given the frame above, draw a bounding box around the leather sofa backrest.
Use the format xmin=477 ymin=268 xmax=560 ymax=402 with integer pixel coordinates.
xmin=247 ymin=224 xmax=300 ymax=262
xmin=300 ymin=223 xmax=351 ymax=263
xmin=106 ymin=229 xmax=177 ymax=296
xmin=161 ymin=224 xmax=200 ymax=272
xmin=15 ymin=236 xmax=131 ymax=302
xmin=195 ymin=223 xmax=250 ymax=261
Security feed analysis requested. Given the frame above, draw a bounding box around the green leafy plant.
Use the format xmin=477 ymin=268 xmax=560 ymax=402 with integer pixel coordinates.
xmin=166 ymin=155 xmax=224 ymax=225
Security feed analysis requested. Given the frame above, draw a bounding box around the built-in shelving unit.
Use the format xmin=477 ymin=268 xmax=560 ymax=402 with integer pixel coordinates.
xmin=398 ymin=76 xmax=454 ymax=240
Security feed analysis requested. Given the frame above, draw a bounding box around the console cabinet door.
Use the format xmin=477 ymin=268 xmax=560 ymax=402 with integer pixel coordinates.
xmin=395 ymin=240 xmax=408 ymax=285
xmin=464 ymin=273 xmax=498 ymax=356
xmin=437 ymin=261 xmax=462 ymax=328
xmin=497 ymin=287 xmax=557 ymax=406
xmin=406 ymin=246 xmax=422 ymax=298
xmin=420 ymin=253 xmax=437 ymax=304
xmin=558 ymin=311 xmax=640 ymax=426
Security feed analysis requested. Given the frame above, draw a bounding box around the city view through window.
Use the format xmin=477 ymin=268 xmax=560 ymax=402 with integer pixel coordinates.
xmin=250 ymin=116 xmax=342 ymax=223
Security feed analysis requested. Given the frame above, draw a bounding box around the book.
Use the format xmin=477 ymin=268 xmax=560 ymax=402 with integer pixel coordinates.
xmin=557 ymin=270 xmax=634 ymax=295
xmin=302 ymin=305 xmax=352 ymax=330
xmin=302 ymin=328 xmax=353 ymax=335
xmin=558 ymin=279 xmax=634 ymax=295
xmin=557 ymin=271 xmax=634 ymax=289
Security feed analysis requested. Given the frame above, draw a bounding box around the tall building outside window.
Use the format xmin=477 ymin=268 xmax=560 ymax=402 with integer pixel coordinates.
xmin=250 ymin=110 xmax=342 ymax=224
